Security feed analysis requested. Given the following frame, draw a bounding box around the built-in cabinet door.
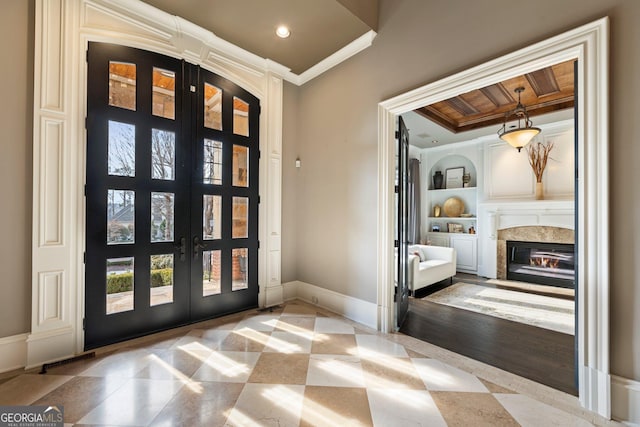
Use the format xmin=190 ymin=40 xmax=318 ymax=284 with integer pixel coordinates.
xmin=450 ymin=235 xmax=478 ymax=272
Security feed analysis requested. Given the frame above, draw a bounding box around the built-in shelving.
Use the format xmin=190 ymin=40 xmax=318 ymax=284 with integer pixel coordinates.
xmin=425 ymin=153 xmax=479 ymax=273
xmin=428 ymin=186 xmax=477 ymax=193
xmin=428 ymin=216 xmax=476 ymax=221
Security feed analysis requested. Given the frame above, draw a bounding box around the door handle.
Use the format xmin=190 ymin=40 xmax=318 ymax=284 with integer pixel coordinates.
xmin=174 ymin=237 xmax=186 ymax=261
xmin=193 ymin=236 xmax=206 ymax=258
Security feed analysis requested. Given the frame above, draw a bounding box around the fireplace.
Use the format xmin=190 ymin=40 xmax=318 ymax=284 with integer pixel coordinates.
xmin=506 ymin=241 xmax=575 ymax=288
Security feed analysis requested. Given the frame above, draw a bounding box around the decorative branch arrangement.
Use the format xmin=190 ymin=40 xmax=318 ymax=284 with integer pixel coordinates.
xmin=526 ymin=141 xmax=554 ymax=183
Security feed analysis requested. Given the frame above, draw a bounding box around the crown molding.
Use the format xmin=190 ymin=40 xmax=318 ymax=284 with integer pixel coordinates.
xmin=96 ymin=0 xmax=376 ymax=86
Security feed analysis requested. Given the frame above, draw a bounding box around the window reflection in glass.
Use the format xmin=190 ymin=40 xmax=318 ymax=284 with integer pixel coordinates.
xmin=233 ymin=97 xmax=249 ymax=136
xmin=109 ymin=61 xmax=136 ymax=111
xmin=232 ymin=145 xmax=249 ymax=187
xmin=108 ymin=121 xmax=135 ymax=177
xmin=152 ymin=67 xmax=175 ymax=120
xmin=203 ymin=139 xmax=222 ymax=185
xmin=150 ymin=254 xmax=174 ymax=306
xmin=232 ymin=197 xmax=248 ymax=239
xmin=151 ymin=129 xmax=175 ymax=180
xmin=232 ymin=248 xmax=248 ymax=291
xmin=204 ymin=83 xmax=222 ymax=130
xmin=106 ymin=257 xmax=134 ymax=314
xmin=107 ymin=189 xmax=135 ymax=244
xmin=203 ymin=195 xmax=222 ymax=240
xmin=202 ymin=250 xmax=221 ymax=296
xmin=151 ymin=192 xmax=175 ymax=242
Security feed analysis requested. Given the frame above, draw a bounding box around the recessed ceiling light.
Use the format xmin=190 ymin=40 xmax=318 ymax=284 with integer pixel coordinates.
xmin=431 ymin=140 xmax=439 ymax=144
xmin=276 ymin=25 xmax=290 ymax=38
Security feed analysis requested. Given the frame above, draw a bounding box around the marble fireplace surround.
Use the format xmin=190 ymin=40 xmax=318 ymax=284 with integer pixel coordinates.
xmin=497 ymin=226 xmax=575 ymax=279
xmin=481 ymin=200 xmax=575 ymax=279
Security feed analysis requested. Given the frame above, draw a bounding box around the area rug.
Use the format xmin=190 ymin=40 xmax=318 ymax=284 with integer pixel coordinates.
xmin=423 ymin=283 xmax=574 ymax=335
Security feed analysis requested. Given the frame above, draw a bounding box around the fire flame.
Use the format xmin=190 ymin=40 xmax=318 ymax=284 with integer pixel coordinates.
xmin=530 ymin=257 xmax=559 ymax=269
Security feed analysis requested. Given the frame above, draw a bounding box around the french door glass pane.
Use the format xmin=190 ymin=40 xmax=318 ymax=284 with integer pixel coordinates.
xmin=203 ymin=195 xmax=222 ymax=240
xmin=232 ymin=197 xmax=248 ymax=239
xmin=109 ymin=61 xmax=136 ymax=110
xmin=233 ymin=97 xmax=249 ymax=136
xmin=108 ymin=121 xmax=135 ymax=177
xmin=203 ymin=139 xmax=222 ymax=185
xmin=107 ymin=189 xmax=135 ymax=244
xmin=204 ymin=83 xmax=222 ymax=130
xmin=151 ymin=129 xmax=175 ymax=180
xmin=150 ymin=254 xmax=174 ymax=306
xmin=152 ymin=67 xmax=175 ymax=120
xmin=151 ymin=192 xmax=175 ymax=242
xmin=232 ymin=145 xmax=249 ymax=187
xmin=106 ymin=257 xmax=134 ymax=314
xmin=232 ymin=248 xmax=248 ymax=291
xmin=202 ymin=250 xmax=221 ymax=296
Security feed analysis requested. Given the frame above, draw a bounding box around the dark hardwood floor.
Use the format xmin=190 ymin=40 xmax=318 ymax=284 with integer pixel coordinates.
xmin=400 ymin=275 xmax=577 ymax=395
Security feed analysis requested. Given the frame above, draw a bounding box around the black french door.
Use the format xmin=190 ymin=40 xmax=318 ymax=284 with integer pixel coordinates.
xmin=85 ymin=43 xmax=259 ymax=349
xmin=396 ymin=116 xmax=410 ymax=328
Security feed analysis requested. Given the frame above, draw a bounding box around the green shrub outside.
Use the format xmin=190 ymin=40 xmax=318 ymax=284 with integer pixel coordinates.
xmin=106 ymin=268 xmax=173 ymax=294
xmin=106 ymin=272 xmax=133 ymax=294
xmin=150 ymin=268 xmax=173 ymax=287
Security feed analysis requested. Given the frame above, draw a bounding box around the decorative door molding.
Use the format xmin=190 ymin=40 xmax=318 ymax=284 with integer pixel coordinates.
xmin=31 ymin=0 xmax=284 ymax=366
xmin=378 ymin=18 xmax=610 ymax=417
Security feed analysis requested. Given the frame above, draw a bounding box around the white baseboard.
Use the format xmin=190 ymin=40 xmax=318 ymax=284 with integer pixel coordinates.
xmin=282 ymin=281 xmax=378 ymax=330
xmin=0 ymin=333 xmax=28 ymax=373
xmin=264 ymin=284 xmax=284 ymax=307
xmin=25 ymin=327 xmax=75 ymax=370
xmin=612 ymin=375 xmax=640 ymax=426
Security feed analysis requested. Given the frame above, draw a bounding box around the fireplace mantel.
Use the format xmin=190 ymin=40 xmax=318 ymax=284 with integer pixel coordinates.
xmin=480 ymin=199 xmax=575 ymax=239
xmin=477 ymin=199 xmax=575 ymax=278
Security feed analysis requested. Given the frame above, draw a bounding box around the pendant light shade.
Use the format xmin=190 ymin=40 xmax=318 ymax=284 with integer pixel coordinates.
xmin=498 ymin=87 xmax=541 ymax=152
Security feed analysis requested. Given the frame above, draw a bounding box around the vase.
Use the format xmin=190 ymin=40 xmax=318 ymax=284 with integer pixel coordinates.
xmin=433 ymin=171 xmax=443 ymax=189
xmin=535 ymin=182 xmax=544 ymax=200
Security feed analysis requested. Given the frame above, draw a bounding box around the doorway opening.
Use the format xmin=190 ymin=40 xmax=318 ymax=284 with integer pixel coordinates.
xmin=393 ymin=61 xmax=577 ymax=393
xmin=378 ymin=18 xmax=610 ymax=415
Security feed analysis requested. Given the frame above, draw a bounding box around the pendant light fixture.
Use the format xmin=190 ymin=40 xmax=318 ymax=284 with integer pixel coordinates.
xmin=498 ymin=87 xmax=541 ymax=152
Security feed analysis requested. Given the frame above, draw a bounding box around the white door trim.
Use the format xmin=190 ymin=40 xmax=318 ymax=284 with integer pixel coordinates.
xmin=30 ymin=0 xmax=284 ymax=366
xmin=377 ymin=18 xmax=610 ymax=417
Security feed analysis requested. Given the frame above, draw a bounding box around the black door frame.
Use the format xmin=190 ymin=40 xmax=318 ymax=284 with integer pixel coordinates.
xmin=395 ymin=116 xmax=410 ymax=329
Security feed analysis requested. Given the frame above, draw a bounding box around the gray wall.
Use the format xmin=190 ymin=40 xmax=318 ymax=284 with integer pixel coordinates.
xmin=0 ymin=0 xmax=33 ymax=337
xmin=285 ymin=0 xmax=640 ymax=381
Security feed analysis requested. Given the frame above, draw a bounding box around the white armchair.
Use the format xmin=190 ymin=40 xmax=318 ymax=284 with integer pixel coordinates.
xmin=407 ymin=245 xmax=456 ymax=292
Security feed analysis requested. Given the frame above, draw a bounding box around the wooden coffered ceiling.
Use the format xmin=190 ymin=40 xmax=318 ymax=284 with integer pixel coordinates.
xmin=415 ymin=60 xmax=575 ymax=133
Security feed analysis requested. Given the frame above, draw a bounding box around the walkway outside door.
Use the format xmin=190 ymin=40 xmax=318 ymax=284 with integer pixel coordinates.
xmin=85 ymin=43 xmax=259 ymax=349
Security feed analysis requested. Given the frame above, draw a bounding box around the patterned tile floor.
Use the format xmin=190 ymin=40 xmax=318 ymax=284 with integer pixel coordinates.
xmin=0 ymin=301 xmax=620 ymax=426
